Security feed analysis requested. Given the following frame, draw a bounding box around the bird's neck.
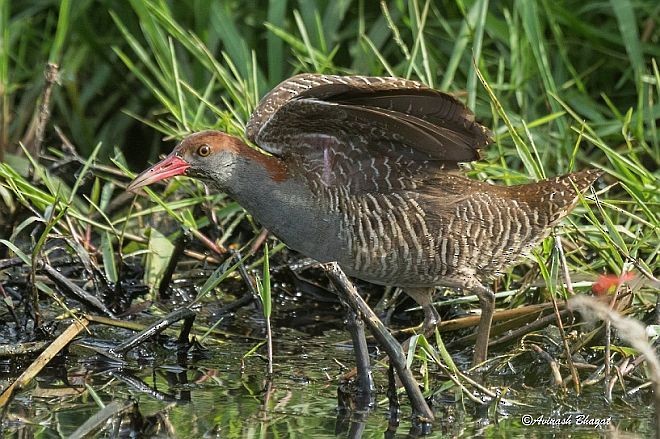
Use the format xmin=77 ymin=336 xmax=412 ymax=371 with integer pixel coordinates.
xmin=232 ymin=143 xmax=289 ymax=184
xmin=221 ymin=143 xmax=302 ymax=226
xmin=214 ymin=142 xmax=287 ymax=204
xmin=220 ymin=143 xmax=341 ymax=261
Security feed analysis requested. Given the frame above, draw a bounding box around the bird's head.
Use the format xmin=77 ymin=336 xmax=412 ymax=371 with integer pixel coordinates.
xmin=127 ymin=130 xmax=244 ymax=192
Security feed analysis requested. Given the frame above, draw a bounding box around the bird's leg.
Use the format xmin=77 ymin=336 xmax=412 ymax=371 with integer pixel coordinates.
xmin=405 ymin=287 xmax=440 ymax=334
xmin=324 ymin=263 xmax=435 ymax=424
xmin=422 ymin=304 xmax=441 ymax=334
xmin=469 ymin=278 xmax=495 ymax=367
xmin=341 ymin=301 xmax=376 ymax=405
xmin=387 ymin=361 xmax=400 ymax=427
xmin=400 ymin=287 xmax=438 ymax=355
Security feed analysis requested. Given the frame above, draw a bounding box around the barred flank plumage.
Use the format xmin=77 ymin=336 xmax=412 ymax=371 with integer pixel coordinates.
xmin=244 ymin=74 xmax=601 ymax=288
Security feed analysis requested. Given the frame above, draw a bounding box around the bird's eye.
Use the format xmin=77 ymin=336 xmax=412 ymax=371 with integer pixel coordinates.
xmin=197 ymin=144 xmax=211 ymax=157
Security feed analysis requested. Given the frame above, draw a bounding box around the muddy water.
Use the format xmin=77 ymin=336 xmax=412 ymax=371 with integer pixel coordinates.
xmin=2 ymin=317 xmax=654 ymax=438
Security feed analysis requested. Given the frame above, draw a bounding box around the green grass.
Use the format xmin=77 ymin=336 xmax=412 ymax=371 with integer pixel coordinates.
xmin=103 ymin=0 xmax=658 ymax=283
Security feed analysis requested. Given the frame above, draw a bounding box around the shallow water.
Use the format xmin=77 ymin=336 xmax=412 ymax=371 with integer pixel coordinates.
xmin=0 ymin=264 xmax=655 ymax=438
xmin=2 ymin=318 xmax=654 ymax=438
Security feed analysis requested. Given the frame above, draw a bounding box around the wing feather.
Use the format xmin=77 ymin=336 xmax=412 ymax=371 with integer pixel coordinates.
xmin=245 ymin=73 xmax=491 ymax=195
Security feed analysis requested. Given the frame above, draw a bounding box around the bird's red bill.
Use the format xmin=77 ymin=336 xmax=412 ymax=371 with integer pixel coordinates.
xmin=126 ymin=154 xmax=190 ymax=192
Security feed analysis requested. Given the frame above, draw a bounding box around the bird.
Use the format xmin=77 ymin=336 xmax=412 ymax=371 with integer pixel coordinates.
xmin=127 ymin=73 xmax=601 ymax=368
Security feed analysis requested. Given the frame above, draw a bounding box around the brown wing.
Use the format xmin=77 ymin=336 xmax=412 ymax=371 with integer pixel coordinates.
xmin=246 ymin=73 xmax=491 ymax=193
xmin=247 ymin=74 xmax=435 ymax=142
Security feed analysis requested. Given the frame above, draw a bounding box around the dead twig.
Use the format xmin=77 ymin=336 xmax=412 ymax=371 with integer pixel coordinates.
xmin=324 ymin=262 xmax=434 ymax=425
xmin=553 ymin=233 xmax=581 ymax=394
xmin=41 ymin=261 xmax=114 ymax=316
xmin=250 ymin=228 xmax=270 ymax=255
xmin=604 ymin=269 xmax=631 ymax=402
xmin=0 ymin=340 xmax=50 ymax=358
xmin=69 ymin=400 xmax=135 ymax=439
xmin=569 ymin=296 xmax=660 ymax=438
xmin=21 ymin=63 xmax=59 ymax=157
xmin=530 ymin=343 xmax=564 ymax=389
xmin=0 ymin=282 xmax=18 ymax=323
xmin=490 ymin=308 xmax=571 ymax=347
xmin=107 ymin=308 xmax=195 ymax=358
xmin=0 ymin=317 xmax=89 ymax=407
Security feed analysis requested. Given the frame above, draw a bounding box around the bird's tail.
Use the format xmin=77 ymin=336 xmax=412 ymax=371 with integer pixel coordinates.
xmin=523 ymin=168 xmax=602 ymax=228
